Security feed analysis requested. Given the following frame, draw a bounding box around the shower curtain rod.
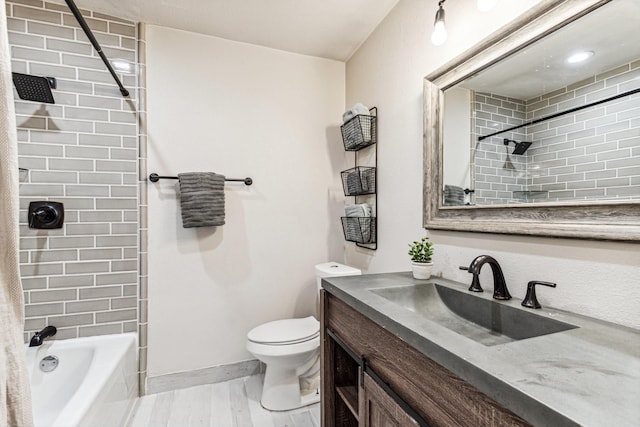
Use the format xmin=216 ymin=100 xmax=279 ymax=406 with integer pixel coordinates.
xmin=64 ymin=0 xmax=129 ymax=97
xmin=477 ymin=87 xmax=640 ymax=141
xmin=149 ymin=173 xmax=253 ymax=186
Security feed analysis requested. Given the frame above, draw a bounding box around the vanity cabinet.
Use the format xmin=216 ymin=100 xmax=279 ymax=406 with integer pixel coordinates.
xmin=320 ymin=290 xmax=532 ymax=427
xmin=360 ymin=373 xmax=420 ymax=427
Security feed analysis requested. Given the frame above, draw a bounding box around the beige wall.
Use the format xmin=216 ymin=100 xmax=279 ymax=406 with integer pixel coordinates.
xmin=345 ymin=0 xmax=640 ymax=329
xmin=145 ymin=25 xmax=346 ymax=376
xmin=443 ymin=87 xmax=471 ymax=190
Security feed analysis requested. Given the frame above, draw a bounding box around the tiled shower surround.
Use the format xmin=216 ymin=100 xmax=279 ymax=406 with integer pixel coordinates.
xmin=7 ymin=0 xmax=140 ymax=343
xmin=472 ymin=93 xmax=528 ymax=205
xmin=473 ymin=59 xmax=640 ymax=204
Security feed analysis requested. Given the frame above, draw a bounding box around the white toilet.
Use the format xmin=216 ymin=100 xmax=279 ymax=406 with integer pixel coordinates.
xmin=246 ymin=262 xmax=361 ymax=411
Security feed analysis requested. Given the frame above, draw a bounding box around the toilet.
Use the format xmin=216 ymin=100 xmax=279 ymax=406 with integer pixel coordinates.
xmin=246 ymin=262 xmax=361 ymax=411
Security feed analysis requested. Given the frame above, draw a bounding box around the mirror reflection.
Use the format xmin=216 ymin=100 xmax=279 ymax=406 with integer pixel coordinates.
xmin=443 ymin=0 xmax=640 ymax=206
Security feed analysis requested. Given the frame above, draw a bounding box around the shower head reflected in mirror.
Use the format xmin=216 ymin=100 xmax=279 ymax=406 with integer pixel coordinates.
xmin=503 ymin=138 xmax=532 ymax=155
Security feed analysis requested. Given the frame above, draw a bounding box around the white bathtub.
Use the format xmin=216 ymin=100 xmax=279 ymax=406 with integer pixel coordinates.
xmin=25 ymin=333 xmax=138 ymax=427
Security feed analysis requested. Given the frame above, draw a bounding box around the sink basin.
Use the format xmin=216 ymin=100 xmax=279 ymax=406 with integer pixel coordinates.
xmin=371 ymin=283 xmax=577 ymax=346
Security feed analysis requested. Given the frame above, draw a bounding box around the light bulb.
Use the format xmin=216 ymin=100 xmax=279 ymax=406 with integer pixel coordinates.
xmin=477 ymin=0 xmax=497 ymax=12
xmin=431 ymin=21 xmax=447 ymax=46
xmin=431 ymin=4 xmax=447 ymax=46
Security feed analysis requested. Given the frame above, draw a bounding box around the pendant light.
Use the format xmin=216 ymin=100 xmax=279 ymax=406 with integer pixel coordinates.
xmin=431 ymin=0 xmax=447 ymax=46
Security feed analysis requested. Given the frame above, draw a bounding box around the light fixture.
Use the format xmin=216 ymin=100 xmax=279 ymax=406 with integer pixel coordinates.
xmin=477 ymin=0 xmax=497 ymax=12
xmin=566 ymin=50 xmax=594 ymax=64
xmin=431 ymin=0 xmax=447 ymax=46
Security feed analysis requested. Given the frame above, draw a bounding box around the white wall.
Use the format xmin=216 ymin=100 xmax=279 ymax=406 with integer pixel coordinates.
xmin=145 ymin=25 xmax=346 ymax=376
xmin=345 ymin=0 xmax=640 ymax=329
xmin=443 ymin=87 xmax=471 ymax=190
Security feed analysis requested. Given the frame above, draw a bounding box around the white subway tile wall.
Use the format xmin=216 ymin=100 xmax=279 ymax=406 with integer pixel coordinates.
xmin=473 ymin=59 xmax=640 ymax=204
xmin=8 ymin=0 xmax=141 ymax=348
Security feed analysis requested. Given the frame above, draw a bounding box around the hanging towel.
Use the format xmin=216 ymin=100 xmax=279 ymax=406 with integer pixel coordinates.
xmin=178 ymin=172 xmax=226 ymax=228
xmin=444 ymin=184 xmax=465 ymax=206
xmin=0 ymin=4 xmax=34 ymax=425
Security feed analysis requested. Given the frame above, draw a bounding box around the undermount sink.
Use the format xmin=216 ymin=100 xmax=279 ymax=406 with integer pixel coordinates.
xmin=371 ymin=283 xmax=577 ymax=346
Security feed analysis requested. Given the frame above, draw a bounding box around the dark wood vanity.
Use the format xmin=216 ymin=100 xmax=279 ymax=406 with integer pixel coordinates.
xmin=320 ymin=290 xmax=531 ymax=426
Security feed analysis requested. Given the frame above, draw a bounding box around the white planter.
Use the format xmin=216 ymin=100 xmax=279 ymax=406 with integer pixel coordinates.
xmin=411 ymin=261 xmax=433 ymax=280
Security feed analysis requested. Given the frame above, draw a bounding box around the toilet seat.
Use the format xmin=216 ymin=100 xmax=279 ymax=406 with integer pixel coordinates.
xmin=248 ymin=316 xmax=319 ymax=346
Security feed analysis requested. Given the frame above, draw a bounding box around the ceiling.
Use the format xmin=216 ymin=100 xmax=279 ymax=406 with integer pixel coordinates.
xmin=460 ymin=0 xmax=640 ymax=100
xmin=53 ymin=0 xmax=399 ymax=61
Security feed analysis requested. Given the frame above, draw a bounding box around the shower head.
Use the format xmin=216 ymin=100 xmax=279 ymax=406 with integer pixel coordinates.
xmin=503 ymin=138 xmax=532 ymax=155
xmin=512 ymin=141 xmax=532 ymax=155
xmin=12 ymin=73 xmax=56 ymax=104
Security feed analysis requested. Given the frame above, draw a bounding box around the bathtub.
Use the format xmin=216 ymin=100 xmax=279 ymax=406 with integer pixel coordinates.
xmin=25 ymin=333 xmax=138 ymax=427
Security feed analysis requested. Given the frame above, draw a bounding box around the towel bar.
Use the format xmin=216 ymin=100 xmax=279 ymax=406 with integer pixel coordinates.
xmin=149 ymin=173 xmax=252 ymax=186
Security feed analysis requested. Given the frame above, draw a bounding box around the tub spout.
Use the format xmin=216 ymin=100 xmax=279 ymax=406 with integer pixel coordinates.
xmin=29 ymin=325 xmax=57 ymax=347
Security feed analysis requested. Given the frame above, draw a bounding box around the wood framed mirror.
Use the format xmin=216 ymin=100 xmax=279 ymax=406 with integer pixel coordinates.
xmin=423 ymin=0 xmax=640 ymax=241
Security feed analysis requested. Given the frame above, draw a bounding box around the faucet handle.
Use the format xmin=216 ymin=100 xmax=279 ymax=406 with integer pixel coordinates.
xmin=521 ymin=281 xmax=556 ymax=309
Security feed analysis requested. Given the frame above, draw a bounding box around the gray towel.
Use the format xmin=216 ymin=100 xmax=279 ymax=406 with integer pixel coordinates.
xmin=344 ymin=203 xmax=371 ymax=242
xmin=346 ymin=171 xmax=362 ymax=194
xmin=444 ymin=184 xmax=465 ymax=206
xmin=178 ymin=172 xmax=225 ymax=228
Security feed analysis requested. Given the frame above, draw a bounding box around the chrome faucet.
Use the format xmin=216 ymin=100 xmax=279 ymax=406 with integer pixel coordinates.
xmin=29 ymin=325 xmax=57 ymax=347
xmin=459 ymin=255 xmax=511 ymax=300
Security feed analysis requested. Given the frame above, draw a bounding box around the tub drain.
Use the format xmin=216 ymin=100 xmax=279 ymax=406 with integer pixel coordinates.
xmin=39 ymin=355 xmax=59 ymax=372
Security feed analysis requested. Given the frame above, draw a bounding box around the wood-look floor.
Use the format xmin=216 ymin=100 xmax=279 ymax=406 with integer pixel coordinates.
xmin=128 ymin=374 xmax=320 ymax=427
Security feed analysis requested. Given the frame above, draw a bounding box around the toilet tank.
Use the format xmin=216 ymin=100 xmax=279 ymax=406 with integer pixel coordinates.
xmin=315 ymin=262 xmax=361 ymax=291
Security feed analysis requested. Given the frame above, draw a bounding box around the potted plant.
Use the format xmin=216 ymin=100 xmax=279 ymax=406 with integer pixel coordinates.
xmin=408 ymin=237 xmax=434 ymax=279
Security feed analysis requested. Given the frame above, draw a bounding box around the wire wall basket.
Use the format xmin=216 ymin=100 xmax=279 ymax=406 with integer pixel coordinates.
xmin=340 ymin=109 xmax=377 ymax=151
xmin=340 ymin=166 xmax=376 ymax=196
xmin=341 ymin=217 xmax=377 ymax=244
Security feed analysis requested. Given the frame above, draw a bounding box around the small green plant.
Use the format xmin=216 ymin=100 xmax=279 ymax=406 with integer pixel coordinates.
xmin=408 ymin=237 xmax=434 ymax=263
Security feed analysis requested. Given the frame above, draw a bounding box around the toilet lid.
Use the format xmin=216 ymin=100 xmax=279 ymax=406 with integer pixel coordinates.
xmin=248 ymin=316 xmax=320 ymax=345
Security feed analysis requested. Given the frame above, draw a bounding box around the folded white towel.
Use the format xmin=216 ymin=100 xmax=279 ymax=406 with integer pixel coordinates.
xmin=344 ymin=203 xmax=371 ymax=217
xmin=342 ymin=102 xmax=370 ymax=123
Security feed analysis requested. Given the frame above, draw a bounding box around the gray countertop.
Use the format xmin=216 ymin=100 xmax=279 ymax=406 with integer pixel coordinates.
xmin=322 ymin=272 xmax=640 ymax=427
